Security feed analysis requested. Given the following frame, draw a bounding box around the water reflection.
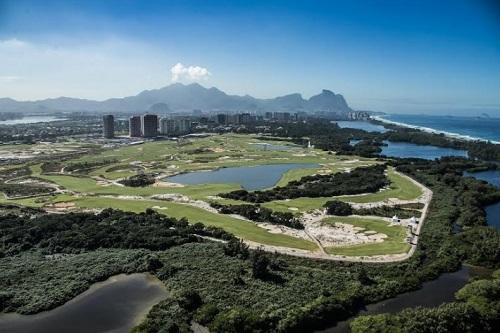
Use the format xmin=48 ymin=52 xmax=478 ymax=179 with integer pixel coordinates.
xmin=166 ymin=163 xmax=318 ymax=191
xmin=318 ymin=267 xmax=470 ymax=333
xmin=0 ymin=273 xmax=168 ymax=333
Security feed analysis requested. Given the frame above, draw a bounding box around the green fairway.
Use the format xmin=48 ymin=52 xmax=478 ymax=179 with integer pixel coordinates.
xmin=74 ymin=196 xmax=317 ymax=251
xmin=322 ymin=216 xmax=410 ymax=256
xmin=338 ymin=169 xmax=422 ymax=203
xmin=36 ymin=174 xmax=241 ymax=199
xmin=263 ymin=168 xmax=423 ymax=213
xmin=263 ymin=197 xmax=331 ymax=213
xmin=274 ymin=167 xmax=321 ymax=187
xmin=2 ymin=134 xmax=422 ymax=256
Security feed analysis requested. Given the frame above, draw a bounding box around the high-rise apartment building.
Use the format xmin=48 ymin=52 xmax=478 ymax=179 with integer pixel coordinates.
xmin=159 ymin=118 xmax=176 ymax=135
xmin=129 ymin=116 xmax=142 ymax=137
xmin=102 ymin=115 xmax=114 ymax=138
xmin=141 ymin=114 xmax=158 ymax=138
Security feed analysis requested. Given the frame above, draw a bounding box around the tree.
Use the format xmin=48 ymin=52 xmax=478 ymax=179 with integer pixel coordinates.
xmin=251 ymin=249 xmax=270 ymax=279
xmin=178 ymin=290 xmax=202 ymax=311
xmin=324 ymin=200 xmax=353 ymax=216
xmin=224 ymin=238 xmax=249 ymax=259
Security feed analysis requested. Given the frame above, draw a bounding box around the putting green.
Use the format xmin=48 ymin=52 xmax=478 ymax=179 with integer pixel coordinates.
xmin=322 ymin=216 xmax=410 ymax=256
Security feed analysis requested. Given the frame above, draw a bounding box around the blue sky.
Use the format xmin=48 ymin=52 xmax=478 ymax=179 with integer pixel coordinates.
xmin=0 ymin=0 xmax=499 ymax=115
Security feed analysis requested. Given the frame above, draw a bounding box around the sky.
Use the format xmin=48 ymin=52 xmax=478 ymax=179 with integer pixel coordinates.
xmin=0 ymin=0 xmax=499 ymax=115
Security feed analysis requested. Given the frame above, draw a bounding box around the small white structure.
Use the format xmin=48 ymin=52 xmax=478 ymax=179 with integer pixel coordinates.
xmin=392 ymin=215 xmax=399 ymax=223
xmin=410 ymin=216 xmax=417 ymax=224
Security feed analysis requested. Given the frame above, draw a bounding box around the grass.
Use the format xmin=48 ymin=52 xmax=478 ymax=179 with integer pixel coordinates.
xmin=322 ymin=216 xmax=410 ymax=256
xmin=74 ymin=196 xmax=317 ymax=251
xmin=36 ymin=174 xmax=241 ymax=200
xmin=263 ymin=168 xmax=423 ymax=213
xmin=275 ymin=167 xmax=321 ymax=187
xmin=338 ymin=168 xmax=422 ymax=203
xmin=263 ymin=197 xmax=332 ymax=213
xmin=6 ymin=134 xmax=415 ymax=255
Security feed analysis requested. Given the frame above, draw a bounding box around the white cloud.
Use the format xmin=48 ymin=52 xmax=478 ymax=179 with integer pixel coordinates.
xmin=0 ymin=76 xmax=22 ymax=82
xmin=0 ymin=38 xmax=28 ymax=49
xmin=0 ymin=38 xmax=176 ymax=100
xmin=170 ymin=62 xmax=211 ymax=82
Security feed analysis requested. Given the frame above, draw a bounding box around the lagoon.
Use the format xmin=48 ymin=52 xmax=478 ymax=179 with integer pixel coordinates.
xmin=166 ymin=163 xmax=318 ymax=191
xmin=318 ymin=267 xmax=471 ymax=333
xmin=0 ymin=116 xmax=66 ymax=125
xmin=381 ymin=141 xmax=468 ymax=160
xmin=464 ymin=170 xmax=500 ymax=229
xmin=0 ymin=274 xmax=167 ymax=333
xmin=336 ymin=121 xmax=388 ymax=133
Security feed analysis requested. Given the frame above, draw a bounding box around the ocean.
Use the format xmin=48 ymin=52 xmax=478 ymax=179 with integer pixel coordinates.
xmin=376 ymin=114 xmax=500 ymax=143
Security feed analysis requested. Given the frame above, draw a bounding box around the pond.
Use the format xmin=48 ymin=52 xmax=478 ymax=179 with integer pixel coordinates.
xmin=0 ymin=116 xmax=66 ymax=125
xmin=317 ymin=267 xmax=471 ymax=333
xmin=0 ymin=273 xmax=168 ymax=333
xmin=335 ymin=121 xmax=388 ymax=133
xmin=380 ymin=141 xmax=468 ymax=160
xmin=166 ymin=163 xmax=318 ymax=191
xmin=464 ymin=170 xmax=500 ymax=229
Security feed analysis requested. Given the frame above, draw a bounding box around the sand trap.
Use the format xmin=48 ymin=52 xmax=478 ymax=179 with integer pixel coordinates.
xmin=52 ymin=202 xmax=76 ymax=209
xmin=153 ymin=181 xmax=185 ymax=188
xmin=151 ymin=193 xmax=190 ymax=202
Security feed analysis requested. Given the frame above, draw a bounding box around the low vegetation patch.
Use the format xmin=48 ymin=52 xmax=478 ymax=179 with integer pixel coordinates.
xmin=118 ymin=173 xmax=156 ymax=187
xmin=210 ymin=202 xmax=304 ymax=229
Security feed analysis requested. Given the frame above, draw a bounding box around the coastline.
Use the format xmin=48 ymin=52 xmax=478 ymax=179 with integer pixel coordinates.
xmin=373 ymin=115 xmax=500 ymax=145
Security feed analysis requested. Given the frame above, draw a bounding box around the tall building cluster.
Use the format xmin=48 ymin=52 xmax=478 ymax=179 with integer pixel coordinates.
xmin=102 ymin=114 xmax=193 ymax=138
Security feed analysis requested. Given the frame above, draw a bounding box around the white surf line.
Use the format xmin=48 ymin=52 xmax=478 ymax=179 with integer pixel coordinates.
xmin=373 ymin=116 xmax=499 ymax=144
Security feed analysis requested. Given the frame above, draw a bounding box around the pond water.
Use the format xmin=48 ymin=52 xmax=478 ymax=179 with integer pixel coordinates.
xmin=464 ymin=170 xmax=500 ymax=229
xmin=335 ymin=121 xmax=388 ymax=133
xmin=318 ymin=267 xmax=471 ymax=333
xmin=380 ymin=141 xmax=468 ymax=160
xmin=166 ymin=163 xmax=318 ymax=191
xmin=0 ymin=273 xmax=168 ymax=333
xmin=0 ymin=116 xmax=66 ymax=125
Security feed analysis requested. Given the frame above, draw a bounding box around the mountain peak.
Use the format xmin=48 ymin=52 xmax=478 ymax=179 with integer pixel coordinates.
xmin=0 ymin=85 xmax=351 ymax=113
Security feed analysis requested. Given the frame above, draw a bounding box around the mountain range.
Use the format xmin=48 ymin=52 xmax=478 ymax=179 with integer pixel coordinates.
xmin=0 ymin=83 xmax=352 ymax=114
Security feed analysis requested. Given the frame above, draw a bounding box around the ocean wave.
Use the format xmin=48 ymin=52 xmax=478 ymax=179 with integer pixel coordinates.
xmin=373 ymin=116 xmax=500 ymax=145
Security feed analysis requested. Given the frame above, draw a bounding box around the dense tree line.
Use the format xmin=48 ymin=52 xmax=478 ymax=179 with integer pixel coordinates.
xmin=220 ymin=164 xmax=389 ymax=203
xmin=235 ymin=117 xmax=500 ymax=161
xmin=393 ymin=157 xmax=500 ymax=228
xmin=119 ymin=173 xmax=156 ymax=187
xmin=0 ymin=182 xmax=55 ymax=198
xmin=323 ymin=200 xmax=353 ymax=215
xmin=0 ymin=208 xmax=233 ymax=257
xmin=210 ymin=202 xmax=304 ymax=229
xmin=0 ymin=166 xmax=31 ymax=181
xmin=355 ymin=205 xmax=422 ymax=219
xmin=351 ymin=269 xmax=500 ymax=332
xmin=65 ymin=158 xmax=118 ymax=173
